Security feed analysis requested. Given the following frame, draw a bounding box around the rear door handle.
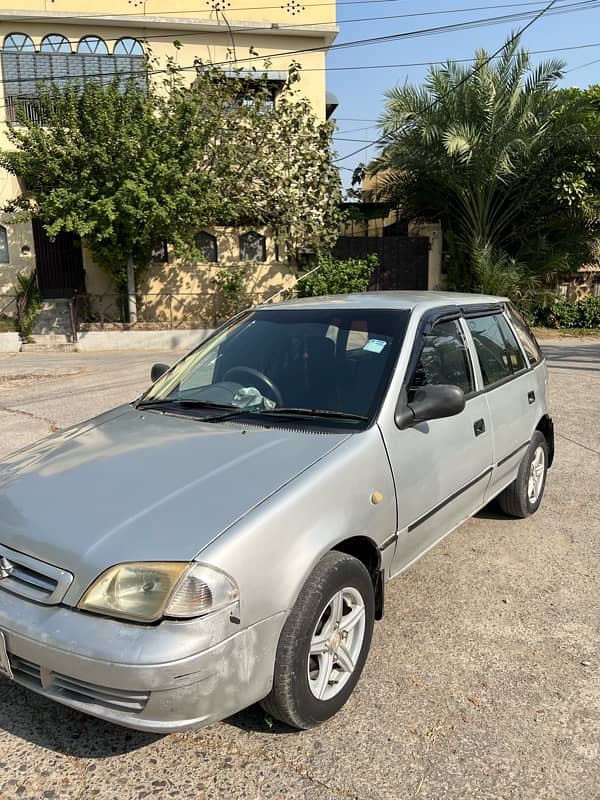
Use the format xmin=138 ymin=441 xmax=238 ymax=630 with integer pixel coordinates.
xmin=473 ymin=418 xmax=486 ymax=437
xmin=528 ymin=391 xmax=536 ymax=404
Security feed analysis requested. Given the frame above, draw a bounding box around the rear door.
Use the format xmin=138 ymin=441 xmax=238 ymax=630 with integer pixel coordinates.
xmin=382 ymin=309 xmax=494 ymax=575
xmin=463 ymin=309 xmax=540 ymax=498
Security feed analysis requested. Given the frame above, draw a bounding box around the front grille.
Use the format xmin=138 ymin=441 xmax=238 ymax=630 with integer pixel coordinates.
xmin=0 ymin=543 xmax=73 ymax=604
xmin=10 ymin=655 xmax=149 ymax=715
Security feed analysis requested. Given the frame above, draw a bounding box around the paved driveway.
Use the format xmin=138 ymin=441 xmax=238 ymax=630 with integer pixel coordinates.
xmin=0 ymin=341 xmax=598 ymax=800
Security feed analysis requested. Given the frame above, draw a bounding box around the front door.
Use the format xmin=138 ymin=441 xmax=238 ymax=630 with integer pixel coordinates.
xmin=383 ymin=315 xmax=494 ymax=574
xmin=32 ymin=219 xmax=85 ymax=299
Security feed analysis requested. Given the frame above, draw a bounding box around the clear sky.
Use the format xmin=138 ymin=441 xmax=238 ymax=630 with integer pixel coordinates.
xmin=326 ymin=0 xmax=600 ymax=187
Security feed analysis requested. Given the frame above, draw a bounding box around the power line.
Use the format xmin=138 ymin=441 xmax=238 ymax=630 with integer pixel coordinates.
xmin=566 ymin=55 xmax=600 ymax=71
xmin=5 ymin=0 xmax=578 ymax=45
xmin=0 ymin=0 xmax=596 ymax=87
xmin=334 ymin=0 xmax=565 ymax=164
xmin=322 ymin=39 xmax=600 ymax=71
xmin=0 ymin=0 xmax=582 ymax=49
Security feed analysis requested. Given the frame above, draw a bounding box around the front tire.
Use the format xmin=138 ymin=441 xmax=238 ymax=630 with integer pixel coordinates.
xmin=497 ymin=431 xmax=548 ymax=518
xmin=261 ymin=551 xmax=375 ymax=729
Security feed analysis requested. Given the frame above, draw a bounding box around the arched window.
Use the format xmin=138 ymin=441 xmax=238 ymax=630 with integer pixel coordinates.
xmin=114 ymin=38 xmax=144 ymax=56
xmin=40 ymin=34 xmax=71 ymax=53
xmin=239 ymin=231 xmax=266 ymax=262
xmin=77 ymin=36 xmax=108 ymax=55
xmin=3 ymin=33 xmax=35 ymax=52
xmin=195 ymin=232 xmax=217 ymax=263
xmin=0 ymin=226 xmax=9 ymax=264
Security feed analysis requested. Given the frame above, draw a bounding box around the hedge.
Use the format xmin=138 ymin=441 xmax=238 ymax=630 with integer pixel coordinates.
xmin=535 ymin=296 xmax=600 ymax=329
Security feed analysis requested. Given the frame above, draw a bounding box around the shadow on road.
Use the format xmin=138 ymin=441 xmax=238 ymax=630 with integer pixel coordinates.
xmin=224 ymin=703 xmax=295 ymax=735
xmin=0 ymin=679 xmax=161 ymax=758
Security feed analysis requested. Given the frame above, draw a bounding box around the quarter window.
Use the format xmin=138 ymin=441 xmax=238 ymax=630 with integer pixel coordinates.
xmin=467 ymin=314 xmax=525 ymax=387
xmin=505 ymin=304 xmax=542 ymax=365
xmin=409 ymin=319 xmax=474 ymax=397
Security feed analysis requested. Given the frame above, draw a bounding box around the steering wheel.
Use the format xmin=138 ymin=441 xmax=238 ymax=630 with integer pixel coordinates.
xmin=222 ymin=366 xmax=283 ymax=406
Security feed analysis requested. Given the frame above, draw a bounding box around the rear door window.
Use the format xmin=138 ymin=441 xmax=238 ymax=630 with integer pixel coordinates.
xmin=467 ymin=314 xmax=525 ymax=387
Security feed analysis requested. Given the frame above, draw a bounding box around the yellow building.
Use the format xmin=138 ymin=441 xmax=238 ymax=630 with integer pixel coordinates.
xmin=0 ymin=0 xmax=338 ymax=325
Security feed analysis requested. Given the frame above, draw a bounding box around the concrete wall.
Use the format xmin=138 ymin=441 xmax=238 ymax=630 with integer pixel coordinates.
xmin=0 ymin=332 xmax=20 ymax=352
xmin=75 ymin=328 xmax=213 ymax=352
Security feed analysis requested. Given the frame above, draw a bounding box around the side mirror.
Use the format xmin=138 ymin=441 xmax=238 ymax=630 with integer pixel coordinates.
xmin=151 ymin=363 xmax=170 ymax=382
xmin=395 ymin=384 xmax=465 ymax=430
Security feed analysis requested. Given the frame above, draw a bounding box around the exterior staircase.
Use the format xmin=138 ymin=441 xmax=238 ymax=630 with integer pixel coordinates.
xmin=21 ymin=299 xmax=77 ymax=352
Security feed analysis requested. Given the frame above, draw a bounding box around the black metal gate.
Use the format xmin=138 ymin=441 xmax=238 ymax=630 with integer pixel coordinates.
xmin=32 ymin=218 xmax=85 ymax=299
xmin=334 ymin=235 xmax=429 ymax=291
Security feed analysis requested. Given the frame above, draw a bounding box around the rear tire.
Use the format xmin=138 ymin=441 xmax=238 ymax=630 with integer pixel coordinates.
xmin=261 ymin=551 xmax=375 ymax=729
xmin=497 ymin=431 xmax=548 ymax=518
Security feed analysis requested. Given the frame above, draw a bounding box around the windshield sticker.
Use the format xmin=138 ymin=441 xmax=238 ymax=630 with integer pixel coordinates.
xmin=363 ymin=338 xmax=387 ymax=354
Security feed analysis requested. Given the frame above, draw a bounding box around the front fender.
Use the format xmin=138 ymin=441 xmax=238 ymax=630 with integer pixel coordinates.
xmin=198 ymin=426 xmax=396 ymax=629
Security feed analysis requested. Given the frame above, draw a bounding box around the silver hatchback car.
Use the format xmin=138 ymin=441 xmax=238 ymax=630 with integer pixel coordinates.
xmin=0 ymin=292 xmax=553 ymax=732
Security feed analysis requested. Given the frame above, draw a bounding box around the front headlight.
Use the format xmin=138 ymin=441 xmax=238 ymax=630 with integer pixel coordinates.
xmin=79 ymin=562 xmax=239 ymax=623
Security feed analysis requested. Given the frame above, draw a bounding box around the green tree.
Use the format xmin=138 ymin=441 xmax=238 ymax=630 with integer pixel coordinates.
xmin=369 ymin=36 xmax=600 ymax=290
xmin=297 ymin=253 xmax=376 ymax=297
xmin=1 ymin=59 xmax=341 ymax=290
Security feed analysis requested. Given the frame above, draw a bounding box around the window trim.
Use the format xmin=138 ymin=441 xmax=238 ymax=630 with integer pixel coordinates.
xmin=400 ymin=304 xmax=544 ymax=403
xmin=406 ymin=315 xmax=476 ymax=400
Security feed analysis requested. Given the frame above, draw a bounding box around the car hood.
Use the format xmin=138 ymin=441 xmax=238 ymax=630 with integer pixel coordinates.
xmin=0 ymin=405 xmax=350 ymax=604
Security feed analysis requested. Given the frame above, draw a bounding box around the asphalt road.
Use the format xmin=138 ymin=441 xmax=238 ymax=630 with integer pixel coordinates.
xmin=0 ymin=340 xmax=598 ymax=800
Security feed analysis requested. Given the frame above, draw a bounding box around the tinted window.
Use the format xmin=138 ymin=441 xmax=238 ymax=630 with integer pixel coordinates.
xmin=410 ymin=319 xmax=474 ymax=397
xmin=467 ymin=314 xmax=524 ymax=387
xmin=505 ymin=304 xmax=543 ymax=365
xmin=496 ymin=314 xmax=526 ymax=373
xmin=144 ymin=308 xmax=410 ymax=424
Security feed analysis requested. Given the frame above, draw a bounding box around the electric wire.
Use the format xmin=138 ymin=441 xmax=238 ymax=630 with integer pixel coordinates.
xmin=333 ymin=0 xmax=565 ymax=163
xmin=0 ymin=0 xmax=580 ymax=46
xmin=0 ymin=0 xmax=597 ymax=87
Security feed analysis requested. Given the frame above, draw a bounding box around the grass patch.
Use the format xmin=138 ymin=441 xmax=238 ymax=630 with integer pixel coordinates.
xmin=0 ymin=317 xmax=17 ymax=333
xmin=533 ymin=326 xmax=600 ymax=339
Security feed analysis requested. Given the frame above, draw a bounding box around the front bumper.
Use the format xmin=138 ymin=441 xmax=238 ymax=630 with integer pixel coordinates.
xmin=0 ymin=588 xmax=285 ymax=732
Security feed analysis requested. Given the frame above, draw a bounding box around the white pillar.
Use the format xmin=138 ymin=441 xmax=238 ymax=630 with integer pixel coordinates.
xmin=127 ymin=255 xmax=137 ymax=324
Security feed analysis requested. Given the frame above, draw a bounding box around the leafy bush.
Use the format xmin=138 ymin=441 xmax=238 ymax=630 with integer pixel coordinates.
xmin=535 ymin=295 xmax=600 ymax=328
xmin=15 ymin=272 xmax=41 ymax=340
xmin=297 ymin=254 xmax=376 ymax=298
xmin=473 ymin=245 xmax=555 ymax=324
xmin=212 ymin=266 xmax=249 ymax=322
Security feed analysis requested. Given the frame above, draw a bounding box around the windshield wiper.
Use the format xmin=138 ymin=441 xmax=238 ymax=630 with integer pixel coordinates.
xmin=136 ymin=398 xmax=239 ymax=411
xmin=259 ymin=408 xmax=368 ymax=422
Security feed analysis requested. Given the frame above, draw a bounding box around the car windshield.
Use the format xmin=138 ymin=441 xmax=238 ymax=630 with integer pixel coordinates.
xmin=140 ymin=307 xmax=410 ymax=425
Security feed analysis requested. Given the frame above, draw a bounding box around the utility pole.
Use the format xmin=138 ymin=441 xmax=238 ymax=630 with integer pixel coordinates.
xmin=127 ymin=254 xmax=137 ymax=324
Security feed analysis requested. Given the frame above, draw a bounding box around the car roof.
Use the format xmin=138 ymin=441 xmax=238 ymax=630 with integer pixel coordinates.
xmin=255 ymin=290 xmax=508 ymax=313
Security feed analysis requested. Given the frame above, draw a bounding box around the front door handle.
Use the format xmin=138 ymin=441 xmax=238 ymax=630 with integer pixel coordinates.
xmin=528 ymin=391 xmax=536 ymax=404
xmin=474 ymin=418 xmax=486 ymax=437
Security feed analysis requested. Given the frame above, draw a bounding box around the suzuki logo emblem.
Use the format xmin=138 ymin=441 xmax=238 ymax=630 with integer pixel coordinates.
xmin=0 ymin=557 xmax=14 ymax=580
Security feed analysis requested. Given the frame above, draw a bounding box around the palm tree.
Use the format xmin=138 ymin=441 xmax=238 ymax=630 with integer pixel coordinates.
xmin=369 ymin=35 xmax=594 ymax=289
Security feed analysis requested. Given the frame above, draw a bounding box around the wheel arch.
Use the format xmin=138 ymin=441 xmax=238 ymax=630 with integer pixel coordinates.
xmin=536 ymin=414 xmax=554 ymax=467
xmin=331 ymin=535 xmax=384 ymax=621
